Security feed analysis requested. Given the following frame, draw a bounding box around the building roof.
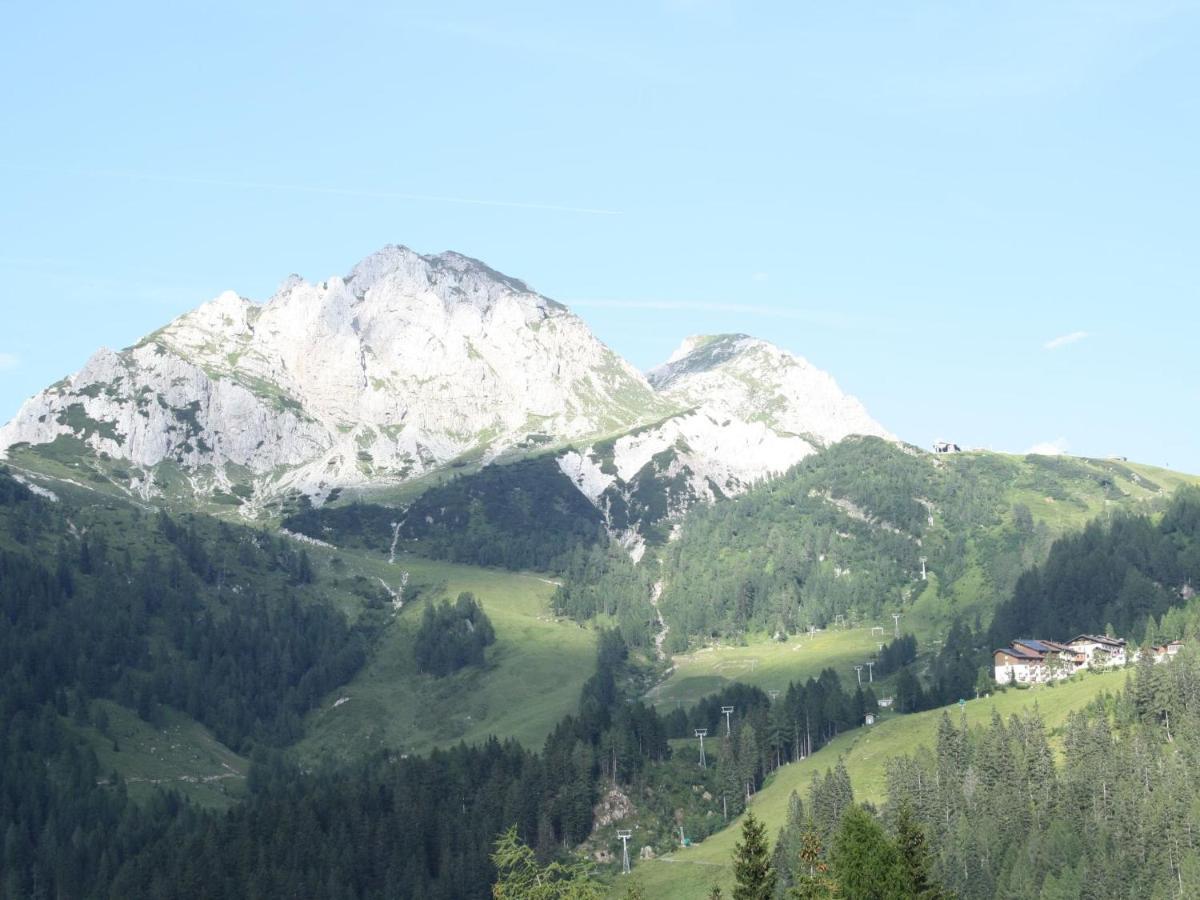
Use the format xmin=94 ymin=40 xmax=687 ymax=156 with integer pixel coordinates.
xmin=1012 ymin=638 xmax=1077 ymax=655
xmin=995 ymin=646 xmax=1043 ymax=661
xmin=1068 ymin=634 xmax=1127 ymax=648
xmin=1152 ymin=640 xmax=1184 ymax=652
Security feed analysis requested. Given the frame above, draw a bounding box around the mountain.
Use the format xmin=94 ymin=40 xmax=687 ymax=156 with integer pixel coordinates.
xmin=0 ymin=246 xmax=674 ymax=512
xmin=557 ymin=333 xmax=891 ymax=550
xmin=0 ymin=247 xmax=890 ymax=535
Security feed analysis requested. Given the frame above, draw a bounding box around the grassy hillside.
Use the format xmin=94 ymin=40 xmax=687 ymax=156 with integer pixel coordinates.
xmin=295 ymin=547 xmax=598 ymax=759
xmin=622 ymin=667 xmax=1127 ymax=899
xmin=658 ymin=441 xmax=1200 ymax=650
xmin=68 ymin=700 xmax=248 ymax=809
xmin=648 ymin=627 xmax=883 ymax=710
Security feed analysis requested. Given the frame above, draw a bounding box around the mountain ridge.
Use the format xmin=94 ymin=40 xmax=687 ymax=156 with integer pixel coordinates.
xmin=0 ymin=246 xmax=891 ymax=535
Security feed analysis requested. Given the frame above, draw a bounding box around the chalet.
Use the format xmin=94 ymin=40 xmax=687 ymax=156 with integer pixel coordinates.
xmin=1068 ymin=634 xmax=1128 ymax=667
xmin=994 ymin=639 xmax=1084 ymax=684
xmin=994 ymin=644 xmax=1049 ymax=684
xmin=1152 ymin=640 xmax=1185 ymax=663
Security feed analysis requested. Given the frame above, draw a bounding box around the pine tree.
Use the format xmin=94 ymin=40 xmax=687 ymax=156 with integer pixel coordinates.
xmin=789 ymin=829 xmax=838 ymax=900
xmin=773 ymin=790 xmax=807 ymax=896
xmin=893 ymin=804 xmax=944 ymax=899
xmin=830 ymin=805 xmax=905 ymax=900
xmin=732 ymin=812 xmax=776 ymax=900
xmin=718 ymin=735 xmax=743 ymax=821
xmin=739 ymin=723 xmax=761 ymax=801
xmin=490 ymin=826 xmax=603 ymax=899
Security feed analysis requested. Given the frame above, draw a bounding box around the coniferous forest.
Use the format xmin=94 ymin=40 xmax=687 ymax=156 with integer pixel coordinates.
xmin=5 ymin=463 xmax=1200 ymax=898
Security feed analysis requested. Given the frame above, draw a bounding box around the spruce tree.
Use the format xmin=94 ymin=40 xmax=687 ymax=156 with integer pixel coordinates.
xmin=718 ymin=734 xmax=743 ymax=821
xmin=893 ymin=804 xmax=944 ymax=899
xmin=739 ymin=723 xmax=761 ymax=801
xmin=732 ymin=812 xmax=776 ymax=900
xmin=830 ymin=805 xmax=905 ymax=900
xmin=773 ymin=791 xmax=806 ymax=895
xmin=789 ymin=829 xmax=838 ymax=900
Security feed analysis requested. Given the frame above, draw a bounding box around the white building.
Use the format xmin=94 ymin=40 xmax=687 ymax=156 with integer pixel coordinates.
xmin=994 ymin=639 xmax=1084 ymax=684
xmin=1067 ymin=634 xmax=1128 ymax=667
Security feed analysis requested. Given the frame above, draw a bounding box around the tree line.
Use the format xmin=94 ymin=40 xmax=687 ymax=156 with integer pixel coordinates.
xmin=0 ymin=468 xmax=375 ymax=898
xmin=283 ymin=455 xmax=609 ymax=572
xmin=886 ymin=639 xmax=1200 ymax=898
xmin=987 ymin=486 xmax=1200 ymax=648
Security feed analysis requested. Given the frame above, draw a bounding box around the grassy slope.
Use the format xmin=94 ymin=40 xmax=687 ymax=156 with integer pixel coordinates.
xmin=649 ymin=628 xmax=883 ymax=710
xmin=68 ymin=700 xmax=249 ymax=810
xmin=648 ymin=454 xmax=1200 ymax=733
xmin=624 ymin=668 xmax=1127 ymax=899
xmin=296 ymin=547 xmax=597 ymax=759
xmin=2 ymin=468 xmax=594 ymax=786
xmin=906 ymin=454 xmax=1200 ymax=636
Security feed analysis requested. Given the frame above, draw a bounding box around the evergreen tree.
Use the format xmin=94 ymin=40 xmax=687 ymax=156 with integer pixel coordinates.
xmin=789 ymin=829 xmax=838 ymax=900
xmin=732 ymin=812 xmax=776 ymax=900
xmin=772 ymin=791 xmax=807 ymax=897
xmin=893 ymin=804 xmax=944 ymax=899
xmin=739 ymin=723 xmax=762 ymax=801
xmin=718 ymin=735 xmax=743 ymax=821
xmin=490 ymin=826 xmax=603 ymax=899
xmin=830 ymin=805 xmax=905 ymax=900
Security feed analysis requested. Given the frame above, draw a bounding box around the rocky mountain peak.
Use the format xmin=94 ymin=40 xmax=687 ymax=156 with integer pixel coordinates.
xmin=648 ymin=333 xmax=758 ymax=389
xmin=0 ymin=246 xmax=672 ymax=510
xmin=341 ymin=245 xmax=545 ymax=315
xmin=647 ymin=331 xmax=891 ymax=445
xmin=0 ymin=246 xmax=889 ymax=525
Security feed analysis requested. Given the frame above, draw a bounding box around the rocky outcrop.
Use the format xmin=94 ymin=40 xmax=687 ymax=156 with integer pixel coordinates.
xmin=0 ymin=253 xmax=892 ymax=528
xmin=0 ymin=246 xmax=672 ymax=508
xmin=557 ymin=334 xmax=892 ymax=542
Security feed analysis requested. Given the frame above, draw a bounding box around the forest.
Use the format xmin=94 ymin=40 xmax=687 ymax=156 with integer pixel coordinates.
xmin=282 ymin=455 xmax=608 ymax=571
xmin=987 ymin=486 xmax=1200 ymax=647
xmin=414 ymin=591 xmax=496 ymax=676
xmin=5 ymin=460 xmax=1200 ymax=898
xmin=493 ymin=639 xmax=1200 ymax=900
xmin=885 ymin=641 xmax=1200 ymax=899
xmin=0 ymin=462 xmax=890 ymax=899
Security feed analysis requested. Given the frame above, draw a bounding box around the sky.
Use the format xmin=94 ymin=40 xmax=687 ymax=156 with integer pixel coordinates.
xmin=1 ymin=1 xmax=1198 ymax=472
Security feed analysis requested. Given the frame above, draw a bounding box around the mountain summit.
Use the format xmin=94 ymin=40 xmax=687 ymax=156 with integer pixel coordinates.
xmin=559 ymin=334 xmax=891 ymax=550
xmin=0 ymin=247 xmax=890 ymax=525
xmin=649 ymin=333 xmax=889 ymax=444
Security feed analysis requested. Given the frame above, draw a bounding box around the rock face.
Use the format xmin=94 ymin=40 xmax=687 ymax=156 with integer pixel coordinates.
xmin=556 ymin=334 xmax=892 ymax=550
xmin=0 ymin=249 xmax=891 ymax=528
xmin=0 ymin=247 xmax=671 ymax=509
xmin=648 ymin=334 xmax=890 ymax=446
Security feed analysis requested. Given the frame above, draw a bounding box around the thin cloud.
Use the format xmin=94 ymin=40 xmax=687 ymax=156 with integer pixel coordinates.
xmin=1043 ymin=331 xmax=1090 ymax=351
xmin=1027 ymin=437 xmax=1069 ymax=456
xmin=0 ymin=353 xmax=20 ymax=371
xmin=2 ymin=163 xmax=620 ymax=217
xmin=565 ymin=298 xmax=879 ymax=329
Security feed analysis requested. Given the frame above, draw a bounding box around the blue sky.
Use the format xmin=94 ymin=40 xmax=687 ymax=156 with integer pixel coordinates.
xmin=2 ymin=1 xmax=1197 ymax=472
